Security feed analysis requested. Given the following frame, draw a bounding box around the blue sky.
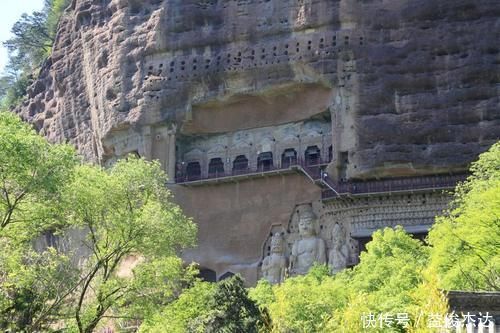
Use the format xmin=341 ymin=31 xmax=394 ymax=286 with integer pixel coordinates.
xmin=0 ymin=0 xmax=45 ymax=73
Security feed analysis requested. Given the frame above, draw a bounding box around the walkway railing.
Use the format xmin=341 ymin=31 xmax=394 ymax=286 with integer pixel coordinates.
xmin=175 ymin=158 xmax=330 ymax=184
xmin=175 ymin=158 xmax=467 ymax=199
xmin=321 ymin=173 xmax=468 ymax=199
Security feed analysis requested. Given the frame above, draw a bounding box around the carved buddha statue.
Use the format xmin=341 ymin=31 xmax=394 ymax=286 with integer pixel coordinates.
xmin=328 ymin=223 xmax=349 ymax=274
xmin=289 ymin=210 xmax=326 ymax=275
xmin=261 ymin=233 xmax=287 ymax=284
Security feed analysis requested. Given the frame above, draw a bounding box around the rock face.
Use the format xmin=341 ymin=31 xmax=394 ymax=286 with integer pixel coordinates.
xmin=19 ymin=0 xmax=500 ymax=177
xmin=17 ymin=0 xmax=500 ymax=283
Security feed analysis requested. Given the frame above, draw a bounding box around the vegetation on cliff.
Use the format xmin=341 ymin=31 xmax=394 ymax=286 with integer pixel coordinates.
xmin=0 ymin=0 xmax=70 ymax=109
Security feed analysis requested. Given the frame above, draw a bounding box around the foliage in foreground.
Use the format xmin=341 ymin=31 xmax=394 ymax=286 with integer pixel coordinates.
xmin=0 ymin=111 xmax=77 ymax=331
xmin=0 ymin=111 xmax=76 ymax=235
xmin=139 ymin=280 xmax=216 ymax=333
xmin=249 ymin=228 xmax=445 ymax=333
xmin=0 ymin=113 xmax=197 ymax=332
xmin=141 ymin=275 xmax=271 ymax=333
xmin=61 ymin=158 xmax=197 ymax=333
xmin=140 ymin=228 xmax=445 ymax=333
xmin=428 ymin=142 xmax=500 ymax=291
xmin=190 ymin=275 xmax=271 ymax=333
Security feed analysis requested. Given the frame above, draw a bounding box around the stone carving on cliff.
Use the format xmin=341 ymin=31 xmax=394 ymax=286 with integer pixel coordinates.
xmin=348 ymin=237 xmax=360 ymax=266
xmin=328 ymin=223 xmax=349 ymax=274
xmin=289 ymin=209 xmax=326 ymax=275
xmin=260 ymin=203 xmax=351 ymax=280
xmin=261 ymin=233 xmax=287 ymax=284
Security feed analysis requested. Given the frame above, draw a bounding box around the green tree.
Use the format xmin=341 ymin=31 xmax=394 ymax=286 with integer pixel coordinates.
xmin=335 ymin=227 xmax=430 ymax=332
xmin=61 ymin=157 xmax=197 ymax=333
xmin=0 ymin=72 xmax=31 ymax=109
xmin=428 ymin=142 xmax=500 ymax=291
xmin=45 ymin=0 xmax=71 ymax=39
xmin=191 ymin=275 xmax=271 ymax=333
xmin=3 ymin=0 xmax=70 ymax=74
xmin=251 ymin=265 xmax=346 ymax=333
xmin=348 ymin=227 xmax=429 ymax=315
xmin=3 ymin=11 xmax=53 ymax=73
xmin=139 ymin=281 xmax=216 ymax=333
xmin=0 ymin=0 xmax=70 ymax=107
xmin=406 ymin=269 xmax=449 ymax=333
xmin=0 ymin=114 xmax=198 ymax=331
xmin=0 ymin=112 xmax=77 ymax=331
xmin=0 ymin=245 xmax=78 ymax=331
xmin=0 ymin=111 xmax=76 ymax=237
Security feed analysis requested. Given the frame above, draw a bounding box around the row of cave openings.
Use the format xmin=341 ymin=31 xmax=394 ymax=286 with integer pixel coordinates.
xmin=196 ymin=0 xmax=289 ymax=10
xmin=145 ymin=35 xmax=364 ymax=79
xmin=178 ymin=145 xmax=333 ymax=182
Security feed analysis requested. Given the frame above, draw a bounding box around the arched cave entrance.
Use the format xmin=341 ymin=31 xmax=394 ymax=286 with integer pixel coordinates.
xmin=305 ymin=145 xmax=321 ymax=166
xmin=281 ymin=148 xmax=297 ymax=168
xmin=257 ymin=152 xmax=273 ymax=171
xmin=186 ymin=161 xmax=201 ymax=181
xmin=208 ymin=158 xmax=224 ymax=178
xmin=232 ymin=155 xmax=249 ymax=175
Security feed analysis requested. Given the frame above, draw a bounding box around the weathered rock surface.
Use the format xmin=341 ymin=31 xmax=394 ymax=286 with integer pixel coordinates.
xmin=15 ymin=0 xmax=500 ymax=285
xmin=18 ymin=0 xmax=500 ymax=178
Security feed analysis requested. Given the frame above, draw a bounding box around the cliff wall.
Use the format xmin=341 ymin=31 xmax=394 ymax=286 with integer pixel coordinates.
xmin=15 ymin=0 xmax=500 ymax=282
xmin=17 ymin=0 xmax=500 ymax=178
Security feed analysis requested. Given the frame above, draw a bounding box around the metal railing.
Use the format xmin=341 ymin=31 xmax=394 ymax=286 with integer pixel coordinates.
xmin=175 ymin=158 xmax=467 ymax=199
xmin=321 ymin=173 xmax=468 ymax=199
xmin=175 ymin=157 xmax=331 ymax=184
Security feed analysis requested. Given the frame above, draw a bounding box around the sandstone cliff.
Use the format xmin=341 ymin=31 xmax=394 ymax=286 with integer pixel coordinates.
xmin=17 ymin=0 xmax=500 ymax=179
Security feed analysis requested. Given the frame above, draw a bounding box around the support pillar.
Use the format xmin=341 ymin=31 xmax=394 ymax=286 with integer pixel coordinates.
xmin=167 ymin=124 xmax=177 ymax=183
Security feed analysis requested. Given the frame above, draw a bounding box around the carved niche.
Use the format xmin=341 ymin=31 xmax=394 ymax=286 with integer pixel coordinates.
xmin=259 ymin=203 xmax=352 ymax=284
